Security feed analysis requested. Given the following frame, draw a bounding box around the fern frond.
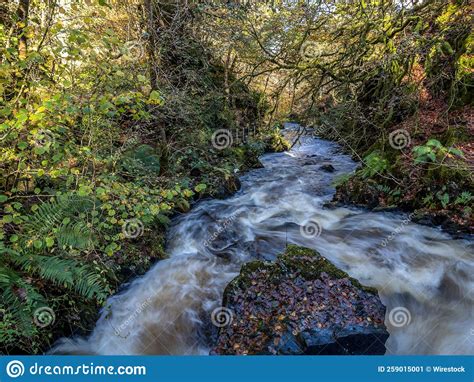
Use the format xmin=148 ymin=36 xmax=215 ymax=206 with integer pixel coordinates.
xmin=25 ymin=195 xmax=96 ymax=237
xmin=23 ymin=195 xmax=97 ymax=251
xmin=57 ymin=221 xmax=95 ymax=250
xmin=7 ymin=252 xmax=108 ymax=300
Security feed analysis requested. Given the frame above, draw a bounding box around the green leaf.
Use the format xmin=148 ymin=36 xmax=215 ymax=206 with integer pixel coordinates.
xmin=34 ymin=147 xmax=46 ymax=155
xmin=17 ymin=141 xmax=28 ymax=150
xmin=3 ymin=215 xmax=13 ymax=223
xmin=427 ymin=152 xmax=436 ymax=162
xmin=148 ymin=90 xmax=163 ymax=105
xmin=78 ymin=185 xmax=92 ymax=196
xmin=426 ymin=139 xmax=442 ymax=148
xmin=0 ymin=195 xmax=8 ymax=203
xmin=194 ymin=183 xmax=207 ymax=192
xmin=448 ymin=148 xmax=464 ymax=157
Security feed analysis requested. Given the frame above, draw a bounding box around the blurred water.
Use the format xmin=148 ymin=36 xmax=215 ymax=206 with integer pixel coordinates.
xmin=52 ymin=127 xmax=474 ymax=355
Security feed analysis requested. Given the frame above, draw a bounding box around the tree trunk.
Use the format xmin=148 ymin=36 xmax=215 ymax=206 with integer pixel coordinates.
xmin=17 ymin=0 xmax=30 ymax=60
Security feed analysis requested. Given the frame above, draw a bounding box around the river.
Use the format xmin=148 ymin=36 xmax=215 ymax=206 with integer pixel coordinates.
xmin=52 ymin=126 xmax=474 ymax=355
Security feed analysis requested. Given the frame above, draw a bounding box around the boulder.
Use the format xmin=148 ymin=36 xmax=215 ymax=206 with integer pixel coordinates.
xmin=211 ymin=245 xmax=388 ymax=355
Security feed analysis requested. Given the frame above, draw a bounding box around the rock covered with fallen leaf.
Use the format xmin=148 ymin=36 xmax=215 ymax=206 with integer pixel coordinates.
xmin=211 ymin=245 xmax=388 ymax=355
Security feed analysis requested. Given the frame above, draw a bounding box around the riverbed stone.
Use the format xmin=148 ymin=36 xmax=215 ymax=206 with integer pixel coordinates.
xmin=212 ymin=245 xmax=388 ymax=355
xmin=320 ymin=164 xmax=336 ymax=172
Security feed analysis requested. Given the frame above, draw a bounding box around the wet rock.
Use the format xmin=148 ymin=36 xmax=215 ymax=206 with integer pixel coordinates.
xmin=320 ymin=164 xmax=335 ymax=172
xmin=372 ymin=206 xmax=399 ymax=212
xmin=299 ymin=325 xmax=388 ymax=355
xmin=214 ymin=174 xmax=242 ymax=199
xmin=212 ymin=245 xmax=388 ymax=355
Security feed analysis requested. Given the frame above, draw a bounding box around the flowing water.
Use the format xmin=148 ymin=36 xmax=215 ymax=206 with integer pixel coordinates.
xmin=53 ymin=127 xmax=474 ymax=355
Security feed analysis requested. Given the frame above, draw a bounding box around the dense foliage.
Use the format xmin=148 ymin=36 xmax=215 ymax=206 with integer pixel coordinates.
xmin=197 ymin=0 xmax=472 ymax=231
xmin=0 ymin=0 xmax=472 ymax=354
xmin=0 ymin=0 xmax=275 ymax=353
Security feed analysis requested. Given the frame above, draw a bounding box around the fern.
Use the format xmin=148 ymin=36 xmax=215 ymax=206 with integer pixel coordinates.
xmin=24 ymin=195 xmax=97 ymax=251
xmin=120 ymin=144 xmax=161 ymax=177
xmin=7 ymin=251 xmax=108 ymax=300
xmin=57 ymin=221 xmax=95 ymax=250
xmin=454 ymin=191 xmax=472 ymax=206
xmin=0 ymin=235 xmax=109 ymax=352
xmin=0 ymin=259 xmax=48 ymax=341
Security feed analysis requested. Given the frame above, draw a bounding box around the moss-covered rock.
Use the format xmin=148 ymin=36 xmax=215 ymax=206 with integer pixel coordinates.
xmin=213 ymin=245 xmax=388 ymax=355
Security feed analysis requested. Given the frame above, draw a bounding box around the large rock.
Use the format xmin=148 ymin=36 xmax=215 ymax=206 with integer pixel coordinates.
xmin=211 ymin=245 xmax=388 ymax=355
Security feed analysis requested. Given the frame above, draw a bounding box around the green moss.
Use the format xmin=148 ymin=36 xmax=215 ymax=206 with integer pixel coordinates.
xmin=265 ymin=131 xmax=291 ymax=153
xmin=283 ymin=245 xmax=379 ymax=294
xmin=224 ymin=245 xmax=379 ymax=301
